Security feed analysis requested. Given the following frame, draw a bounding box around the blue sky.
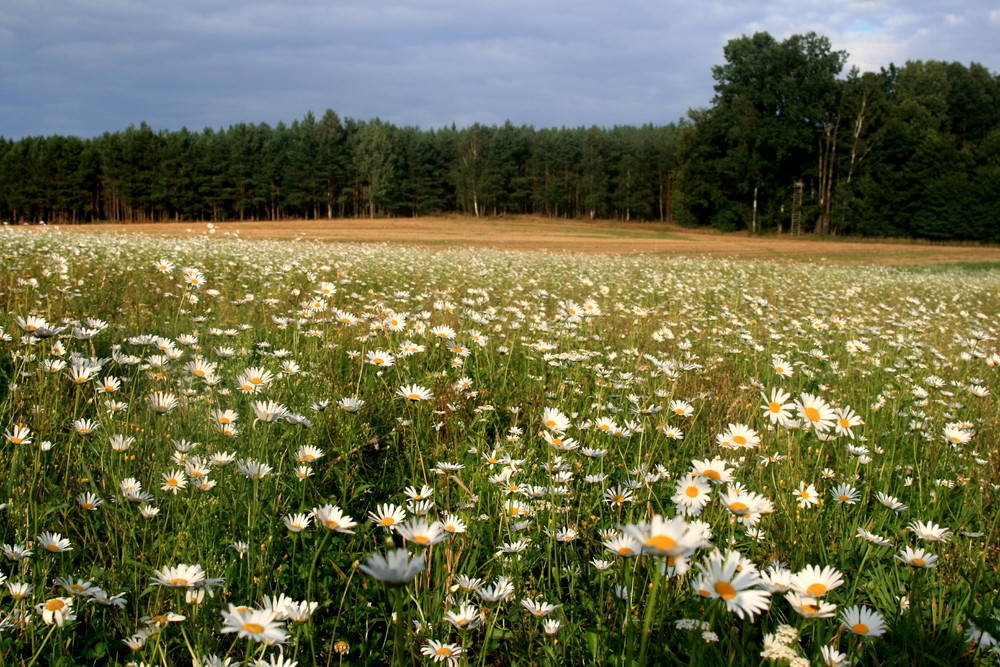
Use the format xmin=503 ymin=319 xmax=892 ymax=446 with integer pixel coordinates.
xmin=1 ymin=0 xmax=998 ymax=139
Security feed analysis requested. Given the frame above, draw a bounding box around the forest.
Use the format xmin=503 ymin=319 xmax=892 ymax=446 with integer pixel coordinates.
xmin=1 ymin=32 xmax=998 ymax=241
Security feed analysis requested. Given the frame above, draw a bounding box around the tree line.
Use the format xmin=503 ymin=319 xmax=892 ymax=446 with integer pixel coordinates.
xmin=1 ymin=31 xmax=998 ymax=240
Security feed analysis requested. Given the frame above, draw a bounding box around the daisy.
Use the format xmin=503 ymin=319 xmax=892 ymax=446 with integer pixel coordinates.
xmin=796 ymin=393 xmax=836 ymax=433
xmin=790 ymin=565 xmax=843 ymax=597
xmin=420 ymin=639 xmax=464 ymax=663
xmin=830 ymin=483 xmax=859 ymax=505
xmin=37 ymin=531 xmax=72 ymax=553
xmin=359 ymin=549 xmax=425 ymax=586
xmin=294 ymin=445 xmax=324 ymax=463
xmin=603 ymin=485 xmax=635 ymax=507
xmin=896 ymin=546 xmax=937 ymax=568
xmin=875 ymin=492 xmax=908 ymax=513
xmin=785 ymin=591 xmax=837 ymax=618
xmin=152 ymin=563 xmax=207 ymax=588
xmin=840 ymin=605 xmax=886 ymax=637
xmin=792 ymin=481 xmax=820 ymax=509
xmin=834 ymin=406 xmax=864 ymax=438
xmin=476 ymin=576 xmax=515 ymax=603
xmin=252 ymin=400 xmax=290 ymax=423
xmin=761 ymin=387 xmax=795 ymax=426
xmin=820 ymin=645 xmax=851 ymax=666
xmin=37 ymin=597 xmax=75 ymax=626
xmin=337 ymin=396 xmax=365 ymax=412
xmin=907 ymin=520 xmax=952 ymax=542
xmin=692 ymin=550 xmax=771 ymax=620
xmin=444 ymin=602 xmax=483 ymax=630
xmin=4 ymin=425 xmax=32 ymax=445
xmin=237 ymin=459 xmax=273 ymax=479
xmin=689 ymin=458 xmax=734 ymax=484
xmin=856 ymin=527 xmax=892 ymax=547
xmin=76 ymin=491 xmax=103 ymax=510
xmin=220 ymin=604 xmax=287 ymax=645
xmin=397 ymin=384 xmax=433 ymax=401
xmin=720 ymin=487 xmax=774 ymax=524
xmin=669 ymin=400 xmax=694 ymax=417
xmin=312 ymin=505 xmax=358 ymax=533
xmin=283 ymin=513 xmax=312 ymax=533
xmin=521 ymin=598 xmax=559 ymax=618
xmin=720 ymin=423 xmax=760 ymax=449
xmin=441 ymin=513 xmax=467 ymax=534
xmin=368 ymin=503 xmax=407 ymax=531
xmin=621 ymin=514 xmax=706 ymax=557
xmin=148 ymin=391 xmax=180 ymax=414
xmin=161 ymin=469 xmax=188 ymax=494
xmin=672 ymin=474 xmax=712 ymax=515
xmin=395 ymin=519 xmax=449 ymax=547
xmin=772 ymin=355 xmax=793 ymax=377
xmin=403 ymin=484 xmax=434 ymax=501
xmin=604 ymin=533 xmax=643 ymax=557
xmin=98 ymin=376 xmax=122 ymax=394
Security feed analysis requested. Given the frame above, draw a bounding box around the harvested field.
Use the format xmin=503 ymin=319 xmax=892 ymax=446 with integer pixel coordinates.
xmin=36 ymin=215 xmax=1000 ymax=265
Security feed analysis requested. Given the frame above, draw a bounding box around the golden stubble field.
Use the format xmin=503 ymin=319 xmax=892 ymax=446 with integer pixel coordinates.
xmin=35 ymin=215 xmax=1000 ymax=265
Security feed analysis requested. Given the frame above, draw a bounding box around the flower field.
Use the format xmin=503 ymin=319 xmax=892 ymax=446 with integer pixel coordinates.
xmin=0 ymin=227 xmax=998 ymax=666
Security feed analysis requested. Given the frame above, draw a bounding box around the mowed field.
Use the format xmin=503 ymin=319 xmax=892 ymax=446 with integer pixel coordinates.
xmin=48 ymin=215 xmax=1000 ymax=265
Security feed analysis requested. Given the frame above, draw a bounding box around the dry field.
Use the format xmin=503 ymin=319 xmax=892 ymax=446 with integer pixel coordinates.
xmin=34 ymin=215 xmax=1000 ymax=265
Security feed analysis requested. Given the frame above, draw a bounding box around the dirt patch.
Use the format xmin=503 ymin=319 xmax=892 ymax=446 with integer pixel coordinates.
xmin=30 ymin=216 xmax=1000 ymax=266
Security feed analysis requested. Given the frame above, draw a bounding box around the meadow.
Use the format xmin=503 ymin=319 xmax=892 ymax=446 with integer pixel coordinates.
xmin=0 ymin=225 xmax=998 ymax=666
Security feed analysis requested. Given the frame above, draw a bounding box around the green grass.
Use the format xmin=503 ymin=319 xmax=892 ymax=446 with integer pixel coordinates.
xmin=0 ymin=229 xmax=997 ymax=666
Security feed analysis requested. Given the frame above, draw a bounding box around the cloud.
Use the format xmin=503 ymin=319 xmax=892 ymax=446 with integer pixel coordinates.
xmin=1 ymin=0 xmax=998 ymax=138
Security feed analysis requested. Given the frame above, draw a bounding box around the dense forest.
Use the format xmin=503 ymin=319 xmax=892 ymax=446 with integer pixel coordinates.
xmin=1 ymin=32 xmax=998 ymax=240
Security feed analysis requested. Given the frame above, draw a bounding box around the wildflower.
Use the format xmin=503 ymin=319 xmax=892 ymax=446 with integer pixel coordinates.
xmin=312 ymin=505 xmax=358 ymax=533
xmin=37 ymin=531 xmax=72 ymax=553
xmin=252 ymin=401 xmax=290 ymax=423
xmin=790 ymin=565 xmax=843 ymax=597
xmin=444 ymin=602 xmax=483 ymax=630
xmin=672 ymin=474 xmax=711 ymax=515
xmin=856 ymin=527 xmax=892 ymax=547
xmin=161 ymin=469 xmax=188 ymax=494
xmin=72 ymin=418 xmax=99 ymax=436
xmin=792 ymin=481 xmax=820 ymax=509
xmin=148 ymin=391 xmax=180 ymax=414
xmin=819 ymin=645 xmax=851 ymax=666
xmin=521 ymin=598 xmax=559 ymax=618
xmin=397 ymin=384 xmax=433 ymax=401
xmin=622 ymin=514 xmax=706 ymax=557
xmin=4 ymin=425 xmax=32 ymax=445
xmin=692 ymin=550 xmax=771 ymax=620
xmin=896 ymin=546 xmax=937 ymax=568
xmin=603 ymin=485 xmax=635 ymax=507
xmin=368 ymin=503 xmax=407 ymax=531
xmin=337 ymin=397 xmax=365 ymax=412
xmin=237 ymin=459 xmax=273 ymax=479
xmin=907 ymin=520 xmax=952 ymax=542
xmin=283 ymin=513 xmax=312 ymax=533
xmin=796 ymin=393 xmax=836 ymax=433
xmin=359 ymin=549 xmax=425 ymax=586
xmin=834 ymin=406 xmax=864 ymax=438
xmin=220 ymin=604 xmax=287 ymax=645
xmin=295 ymin=445 xmax=324 ymax=463
xmin=37 ymin=597 xmax=75 ymax=626
xmin=875 ymin=492 xmax=908 ymax=513
xmin=152 ymin=563 xmax=207 ymax=588
xmin=840 ymin=605 xmax=886 ymax=637
xmin=689 ymin=458 xmax=734 ymax=484
xmin=830 ymin=483 xmax=859 ymax=505
xmin=76 ymin=491 xmax=103 ymax=510
xmin=396 ymin=519 xmax=449 ymax=547
xmin=420 ymin=640 xmax=464 ymax=663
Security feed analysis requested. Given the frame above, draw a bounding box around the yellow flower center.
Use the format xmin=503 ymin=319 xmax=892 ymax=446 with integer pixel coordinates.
xmin=685 ymin=486 xmax=700 ymax=498
xmin=326 ymin=520 xmax=340 ymax=528
xmin=407 ymin=394 xmax=421 ymax=400
xmin=169 ymin=577 xmax=189 ymax=586
xmin=380 ymin=517 xmax=395 ymax=526
xmin=805 ymin=407 xmax=821 ymax=422
xmin=167 ymin=479 xmax=179 ymax=486
xmin=242 ymin=622 xmax=265 ymax=634
xmin=714 ymin=581 xmax=737 ymax=600
xmin=412 ymin=535 xmax=430 ymax=545
xmin=46 ymin=544 xmax=62 ymax=552
xmin=250 ymin=377 xmax=263 ymax=385
xmin=852 ymin=623 xmax=869 ymax=635
xmin=733 ymin=435 xmax=747 ymax=445
xmin=839 ymin=495 xmax=851 ymax=502
xmin=645 ymin=535 xmax=677 ymax=551
xmin=194 ymin=370 xmax=205 ymax=376
xmin=910 ymin=558 xmax=925 ymax=567
xmin=806 ymin=583 xmax=827 ymax=596
xmin=839 ymin=418 xmax=850 ymax=428
xmin=617 ymin=547 xmax=634 ymax=556
xmin=775 ymin=366 xmax=785 ymax=374
xmin=436 ymin=647 xmax=454 ymax=656
xmin=768 ymin=402 xmax=781 ymax=413
xmin=702 ymin=470 xmax=721 ymax=481
xmin=729 ymin=502 xmax=749 ymax=513
xmin=45 ymin=599 xmax=66 ymax=611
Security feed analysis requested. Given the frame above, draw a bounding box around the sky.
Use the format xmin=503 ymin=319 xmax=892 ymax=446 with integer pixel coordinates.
xmin=1 ymin=0 xmax=998 ymax=139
